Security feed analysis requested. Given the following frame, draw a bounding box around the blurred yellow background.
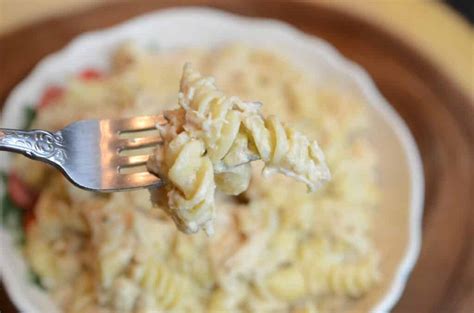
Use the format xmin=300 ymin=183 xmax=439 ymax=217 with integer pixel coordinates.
xmin=0 ymin=0 xmax=472 ymax=97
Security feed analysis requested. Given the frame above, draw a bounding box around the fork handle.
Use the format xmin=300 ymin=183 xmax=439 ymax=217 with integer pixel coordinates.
xmin=0 ymin=128 xmax=67 ymax=165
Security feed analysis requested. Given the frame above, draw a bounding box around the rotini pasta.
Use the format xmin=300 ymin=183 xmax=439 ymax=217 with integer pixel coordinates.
xmin=295 ymin=236 xmax=381 ymax=300
xmin=137 ymin=261 xmax=190 ymax=310
xmin=265 ymin=265 xmax=306 ymax=301
xmin=149 ymin=131 xmax=216 ymax=234
xmin=327 ymin=255 xmax=381 ymax=298
xmin=149 ymin=63 xmax=331 ymax=234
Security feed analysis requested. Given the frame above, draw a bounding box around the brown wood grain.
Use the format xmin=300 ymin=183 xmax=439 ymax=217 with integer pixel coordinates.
xmin=0 ymin=1 xmax=472 ymax=312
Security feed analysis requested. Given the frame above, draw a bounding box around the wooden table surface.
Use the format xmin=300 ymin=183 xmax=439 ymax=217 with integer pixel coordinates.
xmin=0 ymin=1 xmax=472 ymax=313
xmin=1 ymin=0 xmax=472 ymax=97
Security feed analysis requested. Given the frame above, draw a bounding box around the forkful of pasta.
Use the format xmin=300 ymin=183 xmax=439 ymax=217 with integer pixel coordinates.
xmin=147 ymin=64 xmax=331 ymax=235
xmin=0 ymin=63 xmax=331 ymax=235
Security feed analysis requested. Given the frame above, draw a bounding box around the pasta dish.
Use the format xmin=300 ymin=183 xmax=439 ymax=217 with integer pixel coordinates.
xmin=9 ymin=43 xmax=380 ymax=313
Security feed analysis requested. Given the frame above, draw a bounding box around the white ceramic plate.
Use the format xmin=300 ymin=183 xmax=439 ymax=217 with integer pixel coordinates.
xmin=0 ymin=7 xmax=424 ymax=313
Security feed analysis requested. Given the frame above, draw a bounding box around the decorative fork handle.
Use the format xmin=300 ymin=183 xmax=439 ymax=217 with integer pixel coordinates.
xmin=0 ymin=128 xmax=67 ymax=165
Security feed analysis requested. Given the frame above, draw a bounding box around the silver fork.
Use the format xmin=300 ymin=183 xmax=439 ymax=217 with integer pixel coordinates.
xmin=0 ymin=115 xmax=166 ymax=191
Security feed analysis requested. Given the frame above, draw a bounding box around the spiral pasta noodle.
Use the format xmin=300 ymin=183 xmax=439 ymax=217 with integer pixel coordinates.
xmin=265 ymin=265 xmax=306 ymax=301
xmin=150 ymin=132 xmax=216 ymax=235
xmin=149 ymin=63 xmax=330 ymax=234
xmin=295 ymin=236 xmax=381 ymax=299
xmin=327 ymin=255 xmax=381 ymax=298
xmin=242 ymin=114 xmax=331 ymax=191
xmin=137 ymin=261 xmax=190 ymax=310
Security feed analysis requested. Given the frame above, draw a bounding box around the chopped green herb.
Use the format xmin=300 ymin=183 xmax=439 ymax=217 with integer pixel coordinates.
xmin=23 ymin=106 xmax=37 ymax=129
xmin=29 ymin=269 xmax=45 ymax=290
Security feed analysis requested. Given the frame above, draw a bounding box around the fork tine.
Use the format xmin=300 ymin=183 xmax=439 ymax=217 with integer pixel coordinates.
xmin=114 ymin=172 xmax=162 ymax=189
xmin=115 ymin=136 xmax=162 ymax=151
xmin=115 ymin=155 xmax=150 ymax=167
xmin=109 ymin=115 xmax=166 ymax=133
xmin=49 ymin=115 xmax=169 ymax=191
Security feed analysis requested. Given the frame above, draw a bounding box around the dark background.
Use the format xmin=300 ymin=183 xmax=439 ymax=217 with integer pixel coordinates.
xmin=446 ymin=0 xmax=473 ymax=22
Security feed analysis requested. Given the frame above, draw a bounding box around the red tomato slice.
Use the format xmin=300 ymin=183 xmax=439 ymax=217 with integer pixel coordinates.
xmin=23 ymin=208 xmax=37 ymax=231
xmin=7 ymin=172 xmax=38 ymax=211
xmin=79 ymin=68 xmax=103 ymax=81
xmin=38 ymin=85 xmax=64 ymax=110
